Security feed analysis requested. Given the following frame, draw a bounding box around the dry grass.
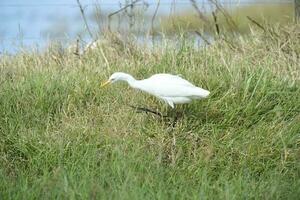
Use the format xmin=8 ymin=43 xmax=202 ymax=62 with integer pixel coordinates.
xmin=158 ymin=3 xmax=294 ymax=34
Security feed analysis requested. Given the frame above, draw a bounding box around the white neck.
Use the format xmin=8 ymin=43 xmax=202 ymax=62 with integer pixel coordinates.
xmin=126 ymin=76 xmax=137 ymax=87
xmin=121 ymin=74 xmax=138 ymax=88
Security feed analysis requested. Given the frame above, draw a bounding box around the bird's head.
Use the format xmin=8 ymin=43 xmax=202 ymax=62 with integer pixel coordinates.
xmin=101 ymin=72 xmax=134 ymax=87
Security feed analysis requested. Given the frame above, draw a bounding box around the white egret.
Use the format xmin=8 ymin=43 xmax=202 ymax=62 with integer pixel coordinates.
xmin=101 ymin=72 xmax=210 ymax=108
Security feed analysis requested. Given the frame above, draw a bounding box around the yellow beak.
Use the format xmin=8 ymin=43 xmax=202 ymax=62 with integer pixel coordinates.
xmin=100 ymin=80 xmax=111 ymax=88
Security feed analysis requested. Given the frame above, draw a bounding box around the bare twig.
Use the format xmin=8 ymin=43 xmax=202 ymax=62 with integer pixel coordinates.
xmin=93 ymin=0 xmax=104 ymax=33
xmin=76 ymin=0 xmax=94 ymax=39
xmin=212 ymin=11 xmax=220 ymax=35
xmin=124 ymin=0 xmax=135 ymax=30
xmin=73 ymin=38 xmax=81 ymax=57
xmin=246 ymin=16 xmax=266 ymax=32
xmin=151 ymin=0 xmax=160 ymax=35
xmin=195 ymin=31 xmax=211 ymax=45
xmin=208 ymin=0 xmax=238 ymax=32
xmin=108 ymin=0 xmax=141 ymax=18
xmin=108 ymin=0 xmax=141 ymax=31
xmin=189 ymin=0 xmax=210 ymax=24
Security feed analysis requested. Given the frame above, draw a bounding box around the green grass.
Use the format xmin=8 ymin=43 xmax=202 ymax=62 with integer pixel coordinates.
xmin=158 ymin=3 xmax=294 ymax=34
xmin=0 ymin=24 xmax=300 ymax=199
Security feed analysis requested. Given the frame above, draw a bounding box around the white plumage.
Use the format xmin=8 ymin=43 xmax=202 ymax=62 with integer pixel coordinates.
xmin=101 ymin=72 xmax=210 ymax=108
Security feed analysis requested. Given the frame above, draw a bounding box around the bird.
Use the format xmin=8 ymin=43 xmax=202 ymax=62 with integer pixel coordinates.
xmin=101 ymin=72 xmax=210 ymax=108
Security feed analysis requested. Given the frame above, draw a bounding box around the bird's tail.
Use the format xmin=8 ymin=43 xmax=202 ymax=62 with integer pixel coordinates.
xmin=194 ymin=87 xmax=210 ymax=98
xmin=201 ymin=89 xmax=210 ymax=98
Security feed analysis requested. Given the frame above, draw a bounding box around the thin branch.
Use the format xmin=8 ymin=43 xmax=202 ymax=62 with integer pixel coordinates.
xmin=73 ymin=38 xmax=81 ymax=57
xmin=212 ymin=11 xmax=220 ymax=35
xmin=76 ymin=0 xmax=93 ymax=39
xmin=151 ymin=0 xmax=160 ymax=35
xmin=109 ymin=0 xmax=141 ymax=17
xmin=246 ymin=16 xmax=266 ymax=32
xmin=170 ymin=0 xmax=176 ymax=16
xmin=208 ymin=0 xmax=238 ymax=31
xmin=195 ymin=31 xmax=211 ymax=45
xmin=124 ymin=0 xmax=135 ymax=30
xmin=108 ymin=0 xmax=141 ymax=31
xmin=93 ymin=0 xmax=104 ymax=34
xmin=189 ymin=0 xmax=210 ymax=24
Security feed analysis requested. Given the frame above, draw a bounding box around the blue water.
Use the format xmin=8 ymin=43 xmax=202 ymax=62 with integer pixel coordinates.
xmin=0 ymin=0 xmax=290 ymax=53
xmin=1 ymin=0 xmax=91 ymax=52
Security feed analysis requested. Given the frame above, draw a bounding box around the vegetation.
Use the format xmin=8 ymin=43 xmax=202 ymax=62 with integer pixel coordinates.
xmin=0 ymin=23 xmax=300 ymax=199
xmin=158 ymin=3 xmax=294 ymax=34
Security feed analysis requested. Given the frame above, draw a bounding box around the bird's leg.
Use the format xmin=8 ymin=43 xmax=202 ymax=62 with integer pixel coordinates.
xmin=171 ymin=111 xmax=183 ymax=127
xmin=166 ymin=105 xmax=184 ymax=127
xmin=128 ymin=105 xmax=167 ymax=118
xmin=175 ymin=105 xmax=185 ymax=120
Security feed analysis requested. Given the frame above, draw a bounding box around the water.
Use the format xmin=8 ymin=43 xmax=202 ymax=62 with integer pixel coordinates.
xmin=0 ymin=0 xmax=288 ymax=53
